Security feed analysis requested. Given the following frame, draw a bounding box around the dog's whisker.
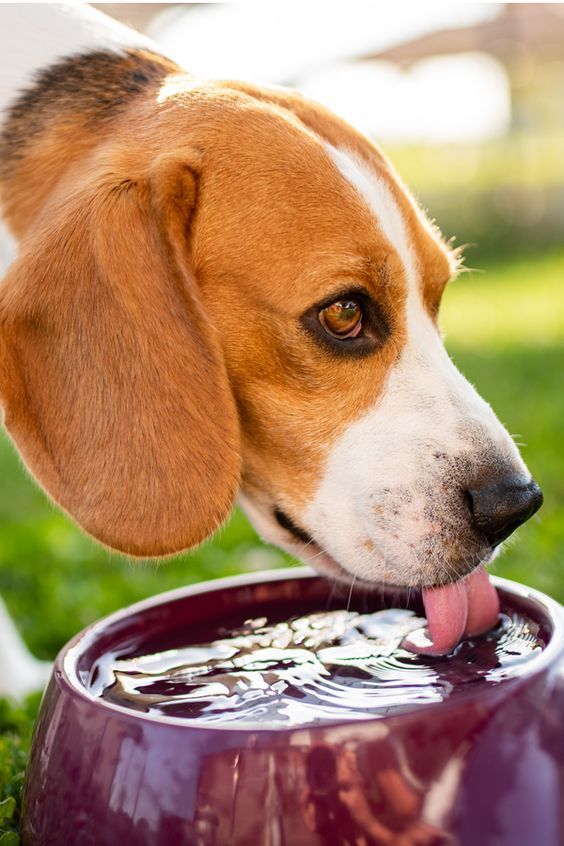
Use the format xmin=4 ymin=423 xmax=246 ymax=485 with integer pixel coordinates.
xmin=346 ymin=575 xmax=357 ymax=612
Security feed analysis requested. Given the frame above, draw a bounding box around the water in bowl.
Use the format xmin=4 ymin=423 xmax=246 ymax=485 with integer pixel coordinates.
xmin=90 ymin=603 xmax=544 ymax=728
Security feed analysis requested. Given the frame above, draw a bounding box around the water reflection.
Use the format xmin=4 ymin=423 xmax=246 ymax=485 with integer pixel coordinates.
xmin=181 ymin=738 xmax=458 ymax=845
xmin=303 ymin=745 xmax=454 ymax=846
xmin=94 ymin=607 xmax=544 ymax=727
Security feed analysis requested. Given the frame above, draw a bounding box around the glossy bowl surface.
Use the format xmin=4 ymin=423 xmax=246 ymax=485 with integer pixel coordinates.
xmin=22 ymin=568 xmax=564 ymax=846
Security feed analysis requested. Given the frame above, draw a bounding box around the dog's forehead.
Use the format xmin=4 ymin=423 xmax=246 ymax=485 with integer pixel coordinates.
xmin=317 ymin=144 xmax=455 ymax=311
xmin=192 ymin=95 xmax=453 ymax=310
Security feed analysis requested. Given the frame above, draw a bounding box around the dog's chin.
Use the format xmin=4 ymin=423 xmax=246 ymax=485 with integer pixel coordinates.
xmin=285 ymin=534 xmax=497 ymax=593
xmin=238 ymin=494 xmax=497 ymax=592
xmin=273 ymin=532 xmax=395 ymax=592
xmin=287 ymin=538 xmax=354 ymax=584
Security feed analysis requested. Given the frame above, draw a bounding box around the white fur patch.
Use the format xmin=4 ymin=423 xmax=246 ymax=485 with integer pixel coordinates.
xmin=0 ymin=3 xmax=157 ymax=118
xmin=328 ymin=147 xmax=417 ymax=286
xmin=301 ymin=147 xmax=529 ymax=586
xmin=0 ymin=596 xmax=51 ymax=699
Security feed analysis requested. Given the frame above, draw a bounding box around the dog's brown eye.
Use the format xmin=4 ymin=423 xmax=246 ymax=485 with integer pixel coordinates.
xmin=301 ymin=287 xmax=389 ymax=358
xmin=319 ymin=300 xmax=362 ymax=339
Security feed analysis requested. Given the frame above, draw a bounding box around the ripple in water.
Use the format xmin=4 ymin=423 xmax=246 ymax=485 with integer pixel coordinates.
xmin=92 ymin=607 xmax=544 ymax=727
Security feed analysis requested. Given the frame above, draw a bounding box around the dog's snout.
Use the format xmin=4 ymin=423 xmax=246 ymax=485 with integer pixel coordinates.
xmin=467 ymin=477 xmax=543 ymax=547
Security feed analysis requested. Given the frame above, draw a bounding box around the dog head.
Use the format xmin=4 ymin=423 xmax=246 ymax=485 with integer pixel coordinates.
xmin=0 ymin=68 xmax=541 ymax=585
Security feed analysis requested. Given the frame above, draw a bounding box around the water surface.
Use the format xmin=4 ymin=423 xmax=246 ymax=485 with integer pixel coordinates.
xmin=91 ymin=606 xmax=543 ymax=727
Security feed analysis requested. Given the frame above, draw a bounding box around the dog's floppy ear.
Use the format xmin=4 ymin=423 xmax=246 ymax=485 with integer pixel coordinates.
xmin=0 ymin=156 xmax=240 ymax=556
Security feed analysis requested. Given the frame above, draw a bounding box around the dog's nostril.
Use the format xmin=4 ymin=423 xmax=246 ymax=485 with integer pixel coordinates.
xmin=466 ymin=477 xmax=543 ymax=547
xmin=462 ymin=488 xmax=474 ymax=514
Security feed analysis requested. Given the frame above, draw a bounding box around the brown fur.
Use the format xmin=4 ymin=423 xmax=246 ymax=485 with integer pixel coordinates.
xmin=0 ymin=51 xmax=455 ymax=556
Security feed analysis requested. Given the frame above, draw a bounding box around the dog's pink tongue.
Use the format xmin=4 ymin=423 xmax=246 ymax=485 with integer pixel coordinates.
xmin=464 ymin=566 xmax=501 ymax=637
xmin=405 ymin=567 xmax=500 ymax=656
xmin=418 ymin=580 xmax=469 ymax=655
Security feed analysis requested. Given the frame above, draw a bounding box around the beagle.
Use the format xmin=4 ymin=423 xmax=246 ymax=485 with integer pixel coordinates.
xmin=0 ymin=5 xmax=542 ymax=697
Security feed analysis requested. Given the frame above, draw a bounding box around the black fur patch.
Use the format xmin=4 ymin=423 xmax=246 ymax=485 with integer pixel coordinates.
xmin=0 ymin=49 xmax=178 ymax=179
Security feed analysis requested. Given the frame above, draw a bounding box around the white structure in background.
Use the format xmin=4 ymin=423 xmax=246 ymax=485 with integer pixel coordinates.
xmin=148 ymin=3 xmax=509 ymax=143
xmin=0 ymin=221 xmax=16 ymax=275
xmin=300 ymin=53 xmax=509 ymax=143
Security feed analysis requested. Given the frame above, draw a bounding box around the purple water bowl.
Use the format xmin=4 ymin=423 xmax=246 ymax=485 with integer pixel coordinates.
xmin=21 ymin=568 xmax=564 ymax=846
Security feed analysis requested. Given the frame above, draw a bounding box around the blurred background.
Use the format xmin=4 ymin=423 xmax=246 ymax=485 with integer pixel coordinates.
xmin=1 ymin=2 xmax=562 ymax=827
xmin=1 ymin=3 xmax=563 ymax=811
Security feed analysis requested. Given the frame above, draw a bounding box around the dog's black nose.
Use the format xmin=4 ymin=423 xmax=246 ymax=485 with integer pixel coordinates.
xmin=467 ymin=477 xmax=543 ymax=547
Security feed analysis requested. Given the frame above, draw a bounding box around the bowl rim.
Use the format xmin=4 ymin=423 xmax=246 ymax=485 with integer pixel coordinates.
xmin=58 ymin=567 xmax=564 ymax=733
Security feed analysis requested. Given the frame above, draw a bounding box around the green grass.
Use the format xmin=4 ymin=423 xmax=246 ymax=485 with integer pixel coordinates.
xmin=390 ymin=132 xmax=564 ymax=192
xmin=442 ymin=249 xmax=564 ymax=598
xmin=386 ymin=134 xmax=564 ymax=263
xmin=0 ymin=247 xmax=563 ymax=839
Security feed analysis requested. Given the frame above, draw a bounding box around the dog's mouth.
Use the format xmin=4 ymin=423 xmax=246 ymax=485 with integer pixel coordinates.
xmin=272 ymin=506 xmax=500 ymax=656
xmin=273 ymin=508 xmax=314 ymax=546
xmin=273 ymin=506 xmax=356 ymax=583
